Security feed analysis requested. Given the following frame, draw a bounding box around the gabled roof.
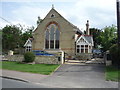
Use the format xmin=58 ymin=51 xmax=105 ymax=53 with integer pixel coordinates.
xmin=76 ymin=35 xmax=94 ymax=46
xmin=33 ymin=7 xmax=82 ymax=34
xmin=24 ymin=38 xmax=33 ymax=47
xmin=84 ymin=35 xmax=93 ymax=45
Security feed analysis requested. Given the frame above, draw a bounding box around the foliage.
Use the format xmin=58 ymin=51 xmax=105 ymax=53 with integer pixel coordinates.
xmin=2 ymin=25 xmax=22 ymax=53
xmin=109 ymin=44 xmax=120 ymax=65
xmin=89 ymin=28 xmax=102 ymax=48
xmin=24 ymin=52 xmax=35 ymax=63
xmin=97 ymin=25 xmax=117 ymax=51
xmin=89 ymin=25 xmax=117 ymax=51
xmin=1 ymin=61 xmax=60 ymax=75
xmin=21 ymin=26 xmax=34 ymax=47
xmin=2 ymin=25 xmax=34 ymax=54
xmin=106 ymin=66 xmax=120 ymax=82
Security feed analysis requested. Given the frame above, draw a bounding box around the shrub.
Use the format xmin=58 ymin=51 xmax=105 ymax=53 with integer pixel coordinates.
xmin=109 ymin=44 xmax=120 ymax=65
xmin=24 ymin=52 xmax=35 ymax=63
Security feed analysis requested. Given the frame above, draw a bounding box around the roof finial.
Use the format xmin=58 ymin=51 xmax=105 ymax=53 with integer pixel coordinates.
xmin=52 ymin=4 xmax=54 ymax=9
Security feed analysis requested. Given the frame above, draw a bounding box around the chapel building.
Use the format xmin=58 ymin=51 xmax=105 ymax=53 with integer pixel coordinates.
xmin=25 ymin=6 xmax=94 ymax=59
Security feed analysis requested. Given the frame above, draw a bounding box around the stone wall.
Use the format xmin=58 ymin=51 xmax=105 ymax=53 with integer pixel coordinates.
xmin=35 ymin=56 xmax=60 ymax=64
xmin=4 ymin=55 xmax=23 ymax=62
xmin=75 ymin=53 xmax=93 ymax=60
xmin=4 ymin=55 xmax=60 ymax=64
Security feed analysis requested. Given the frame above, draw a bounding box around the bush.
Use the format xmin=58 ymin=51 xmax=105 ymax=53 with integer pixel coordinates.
xmin=24 ymin=52 xmax=35 ymax=63
xmin=109 ymin=44 xmax=120 ymax=65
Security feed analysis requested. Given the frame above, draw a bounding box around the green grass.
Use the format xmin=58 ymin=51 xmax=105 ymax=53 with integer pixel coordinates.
xmin=0 ymin=61 xmax=60 ymax=75
xmin=105 ymin=66 xmax=120 ymax=82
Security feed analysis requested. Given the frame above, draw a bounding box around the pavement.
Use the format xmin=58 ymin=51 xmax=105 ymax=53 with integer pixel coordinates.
xmin=1 ymin=69 xmax=49 ymax=83
xmin=0 ymin=63 xmax=119 ymax=88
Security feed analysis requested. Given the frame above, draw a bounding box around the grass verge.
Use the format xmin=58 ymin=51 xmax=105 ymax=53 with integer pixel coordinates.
xmin=105 ymin=66 xmax=120 ymax=82
xmin=0 ymin=61 xmax=60 ymax=75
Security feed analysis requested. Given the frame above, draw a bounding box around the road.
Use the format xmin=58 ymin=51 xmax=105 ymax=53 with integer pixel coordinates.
xmin=1 ymin=64 xmax=118 ymax=88
xmin=39 ymin=64 xmax=118 ymax=88
xmin=1 ymin=77 xmax=49 ymax=88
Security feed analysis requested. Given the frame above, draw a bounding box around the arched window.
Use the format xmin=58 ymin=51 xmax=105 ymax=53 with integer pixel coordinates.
xmin=55 ymin=28 xmax=60 ymax=49
xmin=45 ymin=24 xmax=60 ymax=49
xmin=45 ymin=30 xmax=49 ymax=49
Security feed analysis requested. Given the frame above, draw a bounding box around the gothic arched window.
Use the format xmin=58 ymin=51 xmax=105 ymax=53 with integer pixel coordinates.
xmin=45 ymin=23 xmax=60 ymax=49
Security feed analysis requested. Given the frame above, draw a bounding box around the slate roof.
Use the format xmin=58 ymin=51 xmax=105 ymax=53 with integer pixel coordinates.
xmin=76 ymin=35 xmax=94 ymax=46
xmin=83 ymin=35 xmax=93 ymax=44
xmin=24 ymin=38 xmax=33 ymax=47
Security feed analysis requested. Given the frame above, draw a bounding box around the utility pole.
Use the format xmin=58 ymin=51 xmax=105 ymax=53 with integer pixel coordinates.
xmin=117 ymin=0 xmax=120 ymax=47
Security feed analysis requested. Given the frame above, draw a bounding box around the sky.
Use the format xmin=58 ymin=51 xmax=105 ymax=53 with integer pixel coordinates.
xmin=0 ymin=0 xmax=117 ymax=31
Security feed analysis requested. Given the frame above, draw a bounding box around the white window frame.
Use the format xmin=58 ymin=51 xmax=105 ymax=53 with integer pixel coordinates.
xmin=45 ymin=24 xmax=60 ymax=49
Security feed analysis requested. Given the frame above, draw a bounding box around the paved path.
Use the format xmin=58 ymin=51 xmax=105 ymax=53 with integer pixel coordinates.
xmin=1 ymin=69 xmax=49 ymax=83
xmin=1 ymin=64 xmax=118 ymax=88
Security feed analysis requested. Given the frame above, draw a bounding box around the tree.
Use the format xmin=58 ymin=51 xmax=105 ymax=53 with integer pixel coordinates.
xmin=21 ymin=26 xmax=34 ymax=47
xmin=2 ymin=24 xmax=34 ymax=54
xmin=98 ymin=25 xmax=117 ymax=51
xmin=89 ymin=28 xmax=102 ymax=48
xmin=110 ymin=44 xmax=120 ymax=65
xmin=37 ymin=16 xmax=42 ymax=26
xmin=2 ymin=25 xmax=22 ymax=53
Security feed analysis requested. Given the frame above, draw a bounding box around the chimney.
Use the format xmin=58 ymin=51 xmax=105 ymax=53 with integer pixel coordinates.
xmin=86 ymin=20 xmax=90 ymax=35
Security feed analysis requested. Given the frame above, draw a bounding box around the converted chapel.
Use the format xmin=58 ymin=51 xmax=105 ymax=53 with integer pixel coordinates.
xmin=24 ymin=6 xmax=94 ymax=59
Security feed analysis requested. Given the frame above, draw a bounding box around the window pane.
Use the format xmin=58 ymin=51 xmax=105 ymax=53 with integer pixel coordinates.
xmin=50 ymin=25 xmax=54 ymax=49
xmin=85 ymin=49 xmax=88 ymax=53
xmin=55 ymin=28 xmax=60 ymax=49
xmin=77 ymin=45 xmax=79 ymax=48
xmin=77 ymin=49 xmax=79 ymax=53
xmin=45 ymin=30 xmax=49 ymax=49
xmin=81 ymin=49 xmax=84 ymax=53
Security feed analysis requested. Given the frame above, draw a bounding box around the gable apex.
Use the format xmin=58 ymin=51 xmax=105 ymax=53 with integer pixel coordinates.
xmin=43 ymin=8 xmax=81 ymax=29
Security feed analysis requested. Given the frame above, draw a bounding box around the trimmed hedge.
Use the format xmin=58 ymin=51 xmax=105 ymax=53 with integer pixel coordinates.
xmin=109 ymin=44 xmax=120 ymax=65
xmin=24 ymin=52 xmax=35 ymax=63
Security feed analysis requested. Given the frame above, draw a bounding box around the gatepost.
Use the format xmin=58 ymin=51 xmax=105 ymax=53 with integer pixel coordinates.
xmin=57 ymin=51 xmax=64 ymax=64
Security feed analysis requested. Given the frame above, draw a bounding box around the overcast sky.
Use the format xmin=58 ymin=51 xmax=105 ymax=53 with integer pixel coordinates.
xmin=0 ymin=0 xmax=117 ymax=31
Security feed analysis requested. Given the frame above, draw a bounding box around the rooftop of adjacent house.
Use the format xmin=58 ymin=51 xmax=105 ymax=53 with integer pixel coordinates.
xmin=83 ymin=35 xmax=93 ymax=44
xmin=76 ymin=34 xmax=93 ymax=45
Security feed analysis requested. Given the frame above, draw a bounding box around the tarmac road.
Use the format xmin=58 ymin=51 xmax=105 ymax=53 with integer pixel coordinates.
xmin=39 ymin=64 xmax=118 ymax=88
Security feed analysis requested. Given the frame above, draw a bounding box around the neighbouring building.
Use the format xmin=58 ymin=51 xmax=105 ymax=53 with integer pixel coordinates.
xmin=24 ymin=38 xmax=33 ymax=52
xmin=76 ymin=20 xmax=94 ymax=54
xmin=24 ymin=6 xmax=94 ymax=59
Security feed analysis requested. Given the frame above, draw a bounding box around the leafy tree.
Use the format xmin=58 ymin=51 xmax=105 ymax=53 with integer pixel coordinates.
xmin=98 ymin=25 xmax=117 ymax=51
xmin=110 ymin=44 xmax=120 ymax=65
xmin=2 ymin=25 xmax=34 ymax=54
xmin=21 ymin=26 xmax=34 ymax=47
xmin=89 ymin=28 xmax=102 ymax=48
xmin=2 ymin=25 xmax=22 ymax=53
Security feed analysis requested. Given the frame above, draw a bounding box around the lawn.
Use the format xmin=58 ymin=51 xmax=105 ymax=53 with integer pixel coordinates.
xmin=0 ymin=61 xmax=60 ymax=75
xmin=105 ymin=66 xmax=120 ymax=82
